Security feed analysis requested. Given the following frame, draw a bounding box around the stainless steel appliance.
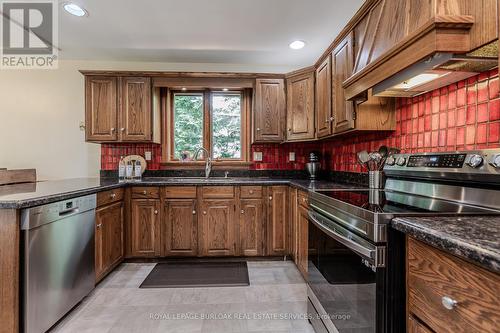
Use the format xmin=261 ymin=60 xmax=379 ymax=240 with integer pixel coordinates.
xmin=307 ymin=149 xmax=500 ymax=333
xmin=21 ymin=194 xmax=97 ymax=333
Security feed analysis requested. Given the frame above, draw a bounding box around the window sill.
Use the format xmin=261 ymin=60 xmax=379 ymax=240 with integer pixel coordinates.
xmin=161 ymin=161 xmax=252 ymax=170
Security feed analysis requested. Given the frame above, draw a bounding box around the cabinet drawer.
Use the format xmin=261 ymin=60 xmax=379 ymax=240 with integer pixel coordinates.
xmin=202 ymin=186 xmax=234 ymax=199
xmin=298 ymin=191 xmax=309 ymax=208
xmin=240 ymin=186 xmax=263 ymax=198
xmin=131 ymin=187 xmax=160 ymax=199
xmin=97 ymin=188 xmax=124 ymax=207
xmin=407 ymin=237 xmax=500 ymax=333
xmin=163 ymin=186 xmax=197 ymax=199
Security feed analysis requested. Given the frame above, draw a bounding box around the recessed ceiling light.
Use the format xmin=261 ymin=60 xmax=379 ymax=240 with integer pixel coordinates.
xmin=181 ymin=87 xmax=187 ymax=91
xmin=289 ymin=40 xmax=305 ymax=50
xmin=63 ymin=3 xmax=88 ymax=17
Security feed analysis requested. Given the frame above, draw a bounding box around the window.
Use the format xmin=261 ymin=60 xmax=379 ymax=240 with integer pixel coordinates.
xmin=172 ymin=93 xmax=204 ymax=159
xmin=211 ymin=93 xmax=242 ymax=159
xmin=167 ymin=89 xmax=249 ymax=165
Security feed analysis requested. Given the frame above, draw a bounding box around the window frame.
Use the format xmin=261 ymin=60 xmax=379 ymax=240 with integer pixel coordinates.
xmin=163 ymin=88 xmax=251 ymax=168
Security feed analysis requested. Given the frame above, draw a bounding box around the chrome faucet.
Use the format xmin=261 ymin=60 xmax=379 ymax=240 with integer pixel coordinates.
xmin=194 ymin=147 xmax=212 ymax=178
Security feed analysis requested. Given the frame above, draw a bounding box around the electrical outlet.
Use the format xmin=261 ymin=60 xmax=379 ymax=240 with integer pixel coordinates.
xmin=289 ymin=152 xmax=296 ymax=162
xmin=253 ymin=151 xmax=263 ymax=161
xmin=145 ymin=151 xmax=152 ymax=161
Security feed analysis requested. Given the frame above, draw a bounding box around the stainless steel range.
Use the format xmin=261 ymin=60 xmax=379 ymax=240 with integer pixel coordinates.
xmin=306 ymin=149 xmax=500 ymax=333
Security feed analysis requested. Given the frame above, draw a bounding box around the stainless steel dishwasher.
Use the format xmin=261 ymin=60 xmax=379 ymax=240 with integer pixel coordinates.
xmin=21 ymin=194 xmax=96 ymax=333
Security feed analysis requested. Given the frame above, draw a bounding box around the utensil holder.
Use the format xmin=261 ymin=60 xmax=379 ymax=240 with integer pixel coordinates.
xmin=369 ymin=171 xmax=385 ymax=189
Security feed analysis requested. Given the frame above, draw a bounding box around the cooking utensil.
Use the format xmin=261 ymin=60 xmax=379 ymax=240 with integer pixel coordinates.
xmin=357 ymin=151 xmax=371 ymax=170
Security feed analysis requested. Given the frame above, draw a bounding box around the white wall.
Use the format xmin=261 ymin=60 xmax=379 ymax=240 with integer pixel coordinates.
xmin=0 ymin=60 xmax=292 ymax=180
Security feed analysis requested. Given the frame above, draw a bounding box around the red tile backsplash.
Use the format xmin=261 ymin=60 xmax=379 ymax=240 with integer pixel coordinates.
xmin=101 ymin=69 xmax=499 ymax=173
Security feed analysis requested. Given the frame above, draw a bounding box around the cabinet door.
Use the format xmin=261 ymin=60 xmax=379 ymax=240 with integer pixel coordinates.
xmin=290 ymin=189 xmax=298 ymax=262
xmin=332 ymin=33 xmax=355 ymax=134
xmin=408 ymin=316 xmax=434 ymax=333
xmin=297 ymin=205 xmax=309 ymax=279
xmin=239 ymin=199 xmax=264 ymax=256
xmin=266 ymin=186 xmax=288 ymax=256
xmin=164 ymin=199 xmax=198 ymax=256
xmin=130 ymin=199 xmax=160 ymax=257
xmin=315 ymin=56 xmax=332 ymax=138
xmin=85 ymin=76 xmax=118 ymax=142
xmin=286 ymin=72 xmax=315 ymax=141
xmin=95 ymin=201 xmax=123 ymax=282
xmin=254 ymin=79 xmax=285 ymax=142
xmin=199 ymin=199 xmax=236 ymax=256
xmin=120 ymin=77 xmax=152 ymax=141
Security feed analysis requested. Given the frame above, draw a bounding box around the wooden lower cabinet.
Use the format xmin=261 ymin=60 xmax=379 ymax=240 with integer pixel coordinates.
xmin=239 ymin=199 xmax=264 ymax=256
xmin=408 ymin=315 xmax=434 ymax=333
xmin=199 ymin=199 xmax=237 ymax=256
xmin=95 ymin=201 xmax=123 ymax=282
xmin=130 ymin=199 xmax=161 ymax=257
xmin=266 ymin=186 xmax=289 ymax=256
xmin=163 ymin=199 xmax=198 ymax=256
xmin=407 ymin=237 xmax=500 ymax=333
xmin=296 ymin=204 xmax=309 ymax=278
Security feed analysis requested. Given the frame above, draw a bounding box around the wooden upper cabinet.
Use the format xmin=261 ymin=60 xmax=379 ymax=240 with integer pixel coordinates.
xmin=239 ymin=199 xmax=264 ymax=256
xmin=253 ymin=79 xmax=286 ymax=142
xmin=130 ymin=199 xmax=161 ymax=257
xmin=266 ymin=186 xmax=288 ymax=256
xmin=332 ymin=33 xmax=355 ymax=134
xmin=315 ymin=57 xmax=332 ymax=138
xmin=199 ymin=199 xmax=237 ymax=256
xmin=163 ymin=199 xmax=198 ymax=257
xmin=286 ymin=71 xmax=315 ymax=141
xmin=120 ymin=77 xmax=152 ymax=141
xmin=85 ymin=76 xmax=118 ymax=142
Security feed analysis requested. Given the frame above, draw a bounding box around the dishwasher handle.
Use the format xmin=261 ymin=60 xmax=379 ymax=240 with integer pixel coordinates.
xmin=58 ymin=208 xmax=80 ymax=217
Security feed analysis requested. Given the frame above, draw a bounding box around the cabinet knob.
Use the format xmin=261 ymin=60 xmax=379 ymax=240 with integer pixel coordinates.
xmin=441 ymin=296 xmax=458 ymax=310
xmin=325 ymin=119 xmax=329 ymax=123
xmin=154 ymin=210 xmax=158 ymax=215
xmin=330 ymin=116 xmax=335 ymax=122
xmin=110 ymin=193 xmax=116 ymax=199
xmin=203 ymin=211 xmax=207 ymax=215
xmin=256 ymin=128 xmax=261 ymax=131
xmin=110 ymin=127 xmax=115 ymax=132
xmin=192 ymin=210 xmax=196 ymax=215
xmin=288 ymin=128 xmax=291 ymax=131
xmin=241 ymin=210 xmax=245 ymax=214
xmin=269 ymin=196 xmax=273 ymax=201
xmin=120 ymin=127 xmax=125 ymax=132
xmin=143 ymin=190 xmax=147 ymax=195
xmin=249 ymin=190 xmax=254 ymax=194
xmin=96 ymin=223 xmax=102 ymax=228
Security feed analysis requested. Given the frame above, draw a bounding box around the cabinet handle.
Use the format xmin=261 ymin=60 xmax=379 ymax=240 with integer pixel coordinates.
xmin=154 ymin=210 xmax=158 ymax=215
xmin=192 ymin=210 xmax=196 ymax=215
xmin=110 ymin=193 xmax=116 ymax=199
xmin=120 ymin=127 xmax=125 ymax=132
xmin=241 ymin=210 xmax=245 ymax=214
xmin=96 ymin=223 xmax=102 ymax=228
xmin=269 ymin=196 xmax=273 ymax=201
xmin=441 ymin=296 xmax=458 ymax=310
xmin=203 ymin=211 xmax=207 ymax=215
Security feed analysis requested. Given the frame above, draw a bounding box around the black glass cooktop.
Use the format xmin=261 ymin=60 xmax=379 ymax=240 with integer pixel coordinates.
xmin=314 ymin=189 xmax=494 ymax=214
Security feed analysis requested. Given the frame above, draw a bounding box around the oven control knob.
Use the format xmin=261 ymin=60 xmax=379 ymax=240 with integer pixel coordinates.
xmin=467 ymin=154 xmax=484 ymax=168
xmin=386 ymin=156 xmax=396 ymax=166
xmin=396 ymin=156 xmax=406 ymax=166
xmin=489 ymin=154 xmax=500 ymax=169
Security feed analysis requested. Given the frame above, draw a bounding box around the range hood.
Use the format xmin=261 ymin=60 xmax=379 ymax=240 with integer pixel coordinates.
xmin=373 ymin=42 xmax=498 ymax=98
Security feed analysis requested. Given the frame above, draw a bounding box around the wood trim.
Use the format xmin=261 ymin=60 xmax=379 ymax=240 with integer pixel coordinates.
xmin=284 ymin=65 xmax=316 ymax=78
xmin=80 ymin=70 xmax=285 ymax=79
xmin=0 ymin=209 xmax=19 ymax=333
xmin=153 ymin=77 xmax=254 ymax=88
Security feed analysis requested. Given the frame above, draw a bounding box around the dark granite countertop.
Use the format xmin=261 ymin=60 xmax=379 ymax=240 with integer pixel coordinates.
xmin=0 ymin=177 xmax=362 ymax=209
xmin=392 ymin=216 xmax=500 ymax=273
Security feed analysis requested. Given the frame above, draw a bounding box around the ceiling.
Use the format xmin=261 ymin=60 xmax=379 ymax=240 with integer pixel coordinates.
xmin=58 ymin=0 xmax=364 ymax=69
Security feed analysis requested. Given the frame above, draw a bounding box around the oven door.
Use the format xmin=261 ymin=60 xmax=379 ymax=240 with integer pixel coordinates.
xmin=307 ymin=210 xmax=386 ymax=333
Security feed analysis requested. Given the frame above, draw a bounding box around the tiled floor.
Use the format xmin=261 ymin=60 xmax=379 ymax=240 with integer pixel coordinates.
xmin=51 ymin=261 xmax=315 ymax=333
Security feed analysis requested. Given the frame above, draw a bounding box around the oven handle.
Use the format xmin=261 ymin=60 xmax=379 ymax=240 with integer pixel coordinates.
xmin=308 ymin=211 xmax=375 ymax=262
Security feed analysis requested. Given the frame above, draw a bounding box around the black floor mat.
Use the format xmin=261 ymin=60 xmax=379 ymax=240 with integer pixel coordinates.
xmin=139 ymin=261 xmax=250 ymax=288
